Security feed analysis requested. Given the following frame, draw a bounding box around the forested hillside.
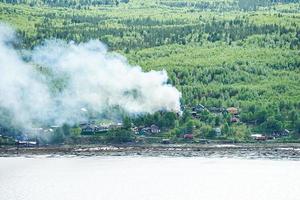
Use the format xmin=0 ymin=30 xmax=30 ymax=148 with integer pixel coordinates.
xmin=0 ymin=0 xmax=300 ymax=142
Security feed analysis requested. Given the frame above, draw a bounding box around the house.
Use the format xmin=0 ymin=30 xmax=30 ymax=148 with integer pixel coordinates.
xmin=192 ymin=104 xmax=206 ymax=112
xmin=271 ymin=129 xmax=290 ymax=138
xmin=251 ymin=134 xmax=268 ymax=141
xmin=137 ymin=126 xmax=145 ymax=134
xmin=227 ymin=107 xmax=239 ymax=115
xmin=140 ymin=127 xmax=151 ymax=134
xmin=150 ymin=125 xmax=160 ymax=134
xmin=80 ymin=124 xmax=96 ymax=134
xmin=95 ymin=125 xmax=109 ymax=133
xmin=109 ymin=122 xmax=123 ymax=130
xmin=191 ymin=111 xmax=199 ymax=118
xmin=16 ymin=140 xmax=38 ymax=147
xmin=15 ymin=135 xmax=39 ymax=147
xmin=140 ymin=125 xmax=161 ymax=134
xmin=230 ymin=117 xmax=240 ymax=123
xmin=190 ymin=104 xmax=206 ymax=118
xmin=183 ymin=134 xmax=193 ymax=139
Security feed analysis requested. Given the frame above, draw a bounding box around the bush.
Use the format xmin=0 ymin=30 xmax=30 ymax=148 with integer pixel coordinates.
xmin=106 ymin=130 xmax=135 ymax=143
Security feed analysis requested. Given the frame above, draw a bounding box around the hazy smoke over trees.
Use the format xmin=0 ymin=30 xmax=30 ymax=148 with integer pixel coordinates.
xmin=0 ymin=24 xmax=181 ymax=130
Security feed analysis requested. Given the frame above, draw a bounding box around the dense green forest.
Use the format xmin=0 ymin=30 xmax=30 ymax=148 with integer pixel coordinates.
xmin=0 ymin=0 xmax=300 ymax=143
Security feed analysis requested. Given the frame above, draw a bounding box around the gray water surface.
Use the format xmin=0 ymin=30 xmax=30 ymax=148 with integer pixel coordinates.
xmin=0 ymin=156 xmax=299 ymax=200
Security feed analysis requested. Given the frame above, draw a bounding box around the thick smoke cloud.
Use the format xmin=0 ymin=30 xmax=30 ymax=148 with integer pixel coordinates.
xmin=0 ymin=24 xmax=181 ymax=130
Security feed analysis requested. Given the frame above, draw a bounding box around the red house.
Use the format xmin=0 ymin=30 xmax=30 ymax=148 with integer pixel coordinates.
xmin=183 ymin=134 xmax=193 ymax=139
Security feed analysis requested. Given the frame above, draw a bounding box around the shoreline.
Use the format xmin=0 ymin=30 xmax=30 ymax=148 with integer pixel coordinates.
xmin=1 ymin=143 xmax=300 ymax=160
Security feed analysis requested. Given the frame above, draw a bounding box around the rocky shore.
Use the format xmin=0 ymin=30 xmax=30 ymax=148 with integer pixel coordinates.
xmin=1 ymin=143 xmax=300 ymax=160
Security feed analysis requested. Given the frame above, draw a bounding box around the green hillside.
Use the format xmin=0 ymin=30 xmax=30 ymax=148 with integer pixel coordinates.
xmin=0 ymin=0 xmax=300 ymax=142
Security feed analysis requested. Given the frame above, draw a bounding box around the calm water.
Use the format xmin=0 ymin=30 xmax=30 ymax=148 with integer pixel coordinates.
xmin=0 ymin=156 xmax=299 ymax=200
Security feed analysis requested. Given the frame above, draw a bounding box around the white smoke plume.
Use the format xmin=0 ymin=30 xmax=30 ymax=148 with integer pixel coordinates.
xmin=0 ymin=24 xmax=181 ymax=130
